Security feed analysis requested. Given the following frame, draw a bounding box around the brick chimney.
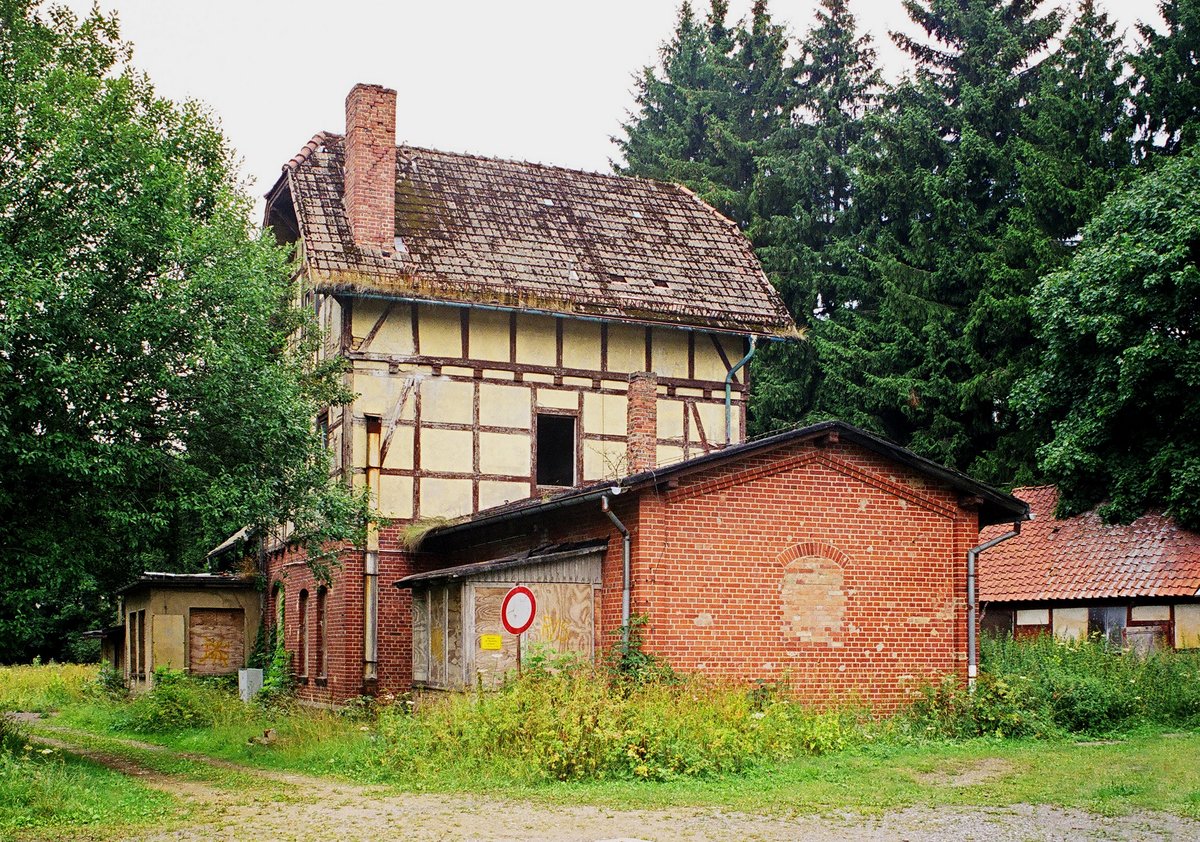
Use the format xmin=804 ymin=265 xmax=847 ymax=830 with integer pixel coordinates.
xmin=626 ymin=372 xmax=658 ymax=474
xmin=344 ymin=83 xmax=397 ymax=255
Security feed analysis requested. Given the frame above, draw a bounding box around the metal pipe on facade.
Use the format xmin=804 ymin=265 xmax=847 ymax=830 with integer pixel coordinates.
xmin=725 ymin=336 xmax=758 ymax=444
xmin=967 ymin=519 xmax=1023 ymax=687
xmin=600 ymin=492 xmax=632 ymax=649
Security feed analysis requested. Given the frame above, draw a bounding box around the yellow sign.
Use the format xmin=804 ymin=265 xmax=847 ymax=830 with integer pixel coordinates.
xmin=479 ymin=634 xmax=503 ymax=651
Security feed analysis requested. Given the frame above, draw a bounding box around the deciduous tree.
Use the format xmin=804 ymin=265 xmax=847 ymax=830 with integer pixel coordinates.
xmin=1014 ymin=150 xmax=1200 ymax=528
xmin=0 ymin=1 xmax=361 ymax=661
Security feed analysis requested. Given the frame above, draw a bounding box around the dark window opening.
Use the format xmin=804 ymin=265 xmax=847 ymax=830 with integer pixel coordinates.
xmin=298 ymin=589 xmax=309 ymax=679
xmin=536 ymin=414 xmax=576 ymax=487
xmin=1088 ymin=606 xmax=1125 ymax=647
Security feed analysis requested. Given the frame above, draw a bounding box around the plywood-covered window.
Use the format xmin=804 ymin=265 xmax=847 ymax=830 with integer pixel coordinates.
xmin=411 ymin=583 xmax=463 ymax=690
xmin=316 ymin=586 xmax=328 ymax=679
xmin=188 ymin=608 xmax=245 ymax=675
xmin=536 ymin=413 xmax=576 ymax=486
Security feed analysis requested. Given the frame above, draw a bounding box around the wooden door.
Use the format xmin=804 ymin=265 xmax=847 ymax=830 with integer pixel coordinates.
xmin=188 ymin=608 xmax=244 ymax=675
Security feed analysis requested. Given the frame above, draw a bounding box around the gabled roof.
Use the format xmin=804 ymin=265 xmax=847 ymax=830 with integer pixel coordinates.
xmin=268 ymin=133 xmax=797 ymax=338
xmin=421 ymin=420 xmax=1028 ymax=549
xmin=979 ymin=486 xmax=1200 ymax=602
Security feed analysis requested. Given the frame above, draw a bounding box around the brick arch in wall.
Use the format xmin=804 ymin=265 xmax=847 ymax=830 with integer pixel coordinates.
xmin=777 ymin=542 xmax=852 ymax=645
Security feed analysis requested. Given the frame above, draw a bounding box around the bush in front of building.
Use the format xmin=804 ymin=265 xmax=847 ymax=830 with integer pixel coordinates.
xmin=909 ymin=635 xmax=1200 ymax=738
xmin=376 ymin=663 xmax=859 ymax=782
xmin=114 ymin=668 xmax=248 ymax=734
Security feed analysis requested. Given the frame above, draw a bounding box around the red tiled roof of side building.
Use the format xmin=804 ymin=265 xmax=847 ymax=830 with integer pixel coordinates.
xmin=270 ymin=133 xmax=799 ymax=338
xmin=978 ymin=485 xmax=1200 ymax=602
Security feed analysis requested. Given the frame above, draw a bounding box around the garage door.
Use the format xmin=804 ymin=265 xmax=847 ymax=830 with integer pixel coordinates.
xmin=188 ymin=608 xmax=244 ymax=675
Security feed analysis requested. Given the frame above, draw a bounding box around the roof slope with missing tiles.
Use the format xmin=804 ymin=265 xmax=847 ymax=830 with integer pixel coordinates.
xmin=274 ymin=133 xmax=797 ymax=337
xmin=979 ymin=485 xmax=1200 ymax=602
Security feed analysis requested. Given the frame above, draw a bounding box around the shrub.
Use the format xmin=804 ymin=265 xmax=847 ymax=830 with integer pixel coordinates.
xmin=963 ymin=633 xmax=1200 ymax=735
xmin=906 ymin=672 xmax=1053 ymax=739
xmin=113 ymin=668 xmax=247 ymax=733
xmin=377 ymin=664 xmax=857 ymax=782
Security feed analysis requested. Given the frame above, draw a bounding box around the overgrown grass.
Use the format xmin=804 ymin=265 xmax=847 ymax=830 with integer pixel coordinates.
xmin=0 ymin=713 xmax=177 ymax=837
xmin=905 ymin=634 xmax=1200 ymax=739
xmin=377 ymin=665 xmax=857 ymax=783
xmin=0 ymin=663 xmax=97 ymax=712
xmin=3 ymin=635 xmax=1200 ymax=830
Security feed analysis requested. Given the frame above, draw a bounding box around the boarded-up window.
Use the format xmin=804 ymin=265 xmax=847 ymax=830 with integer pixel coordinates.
xmin=189 ymin=608 xmax=245 ymax=675
xmin=316 ymin=587 xmax=328 ymax=678
xmin=415 ymin=583 xmax=463 ymax=689
xmin=782 ymin=556 xmax=845 ymax=644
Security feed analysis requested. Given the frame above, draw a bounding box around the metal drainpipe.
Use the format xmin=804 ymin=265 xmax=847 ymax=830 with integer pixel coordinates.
xmin=967 ymin=519 xmax=1023 ymax=688
xmin=725 ymin=336 xmax=758 ymax=445
xmin=601 ymin=492 xmax=632 ymax=650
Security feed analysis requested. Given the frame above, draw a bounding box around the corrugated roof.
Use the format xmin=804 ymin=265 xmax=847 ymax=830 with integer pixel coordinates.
xmin=979 ymin=486 xmax=1200 ymax=602
xmin=276 ymin=133 xmax=797 ymax=337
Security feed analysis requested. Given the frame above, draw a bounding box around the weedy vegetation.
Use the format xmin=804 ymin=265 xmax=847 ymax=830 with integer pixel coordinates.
xmin=3 ymin=633 xmax=1200 ymax=835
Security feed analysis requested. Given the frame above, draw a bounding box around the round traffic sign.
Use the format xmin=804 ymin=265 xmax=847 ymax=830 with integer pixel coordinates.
xmin=501 ymin=585 xmax=536 ymax=635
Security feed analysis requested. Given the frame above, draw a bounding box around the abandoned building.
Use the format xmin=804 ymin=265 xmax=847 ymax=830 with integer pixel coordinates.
xmin=112 ymin=572 xmax=261 ymax=689
xmin=979 ymin=486 xmax=1200 ymax=652
xmin=252 ymin=82 xmax=1027 ymax=710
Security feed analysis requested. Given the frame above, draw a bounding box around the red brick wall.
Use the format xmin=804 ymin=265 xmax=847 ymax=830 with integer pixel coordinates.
xmin=265 ymin=537 xmax=415 ymax=705
xmin=639 ymin=439 xmax=977 ymax=712
xmin=270 ymin=436 xmax=980 ymax=712
xmin=423 ymin=437 xmax=978 ymax=713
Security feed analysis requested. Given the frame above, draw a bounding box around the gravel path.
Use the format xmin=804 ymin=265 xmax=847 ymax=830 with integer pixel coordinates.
xmin=23 ymin=727 xmax=1200 ymax=842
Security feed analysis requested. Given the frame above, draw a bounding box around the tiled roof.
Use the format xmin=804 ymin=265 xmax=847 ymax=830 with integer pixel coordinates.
xmin=979 ymin=486 xmax=1200 ymax=602
xmin=277 ymin=133 xmax=797 ymax=337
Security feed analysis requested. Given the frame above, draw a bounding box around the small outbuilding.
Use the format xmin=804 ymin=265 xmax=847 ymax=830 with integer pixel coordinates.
xmin=398 ymin=420 xmax=1028 ymax=712
xmin=116 ymin=572 xmax=261 ymax=689
xmin=979 ymin=486 xmax=1200 ymax=652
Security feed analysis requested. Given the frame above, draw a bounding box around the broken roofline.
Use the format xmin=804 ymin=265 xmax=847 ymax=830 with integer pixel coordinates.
xmin=265 ymin=121 xmax=799 ymax=339
xmin=114 ymin=572 xmax=254 ymax=596
xmin=420 ymin=420 xmax=1030 ymax=548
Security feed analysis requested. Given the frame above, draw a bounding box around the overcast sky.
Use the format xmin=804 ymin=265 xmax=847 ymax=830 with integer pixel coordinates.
xmin=62 ymin=0 xmax=1159 ymax=207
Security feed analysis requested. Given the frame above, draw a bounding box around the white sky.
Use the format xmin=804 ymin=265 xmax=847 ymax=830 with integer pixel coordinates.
xmin=61 ymin=0 xmax=1158 ymax=208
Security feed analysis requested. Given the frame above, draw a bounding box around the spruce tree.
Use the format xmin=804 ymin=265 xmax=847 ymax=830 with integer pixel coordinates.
xmin=1133 ymin=0 xmax=1200 ymax=157
xmin=616 ymin=1 xmax=790 ymax=228
xmin=750 ymin=0 xmax=881 ymax=432
xmin=806 ymin=0 xmax=1063 ymax=481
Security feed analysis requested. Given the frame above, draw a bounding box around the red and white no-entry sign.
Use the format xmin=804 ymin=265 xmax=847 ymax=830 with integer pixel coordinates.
xmin=501 ymin=585 xmax=536 ymax=635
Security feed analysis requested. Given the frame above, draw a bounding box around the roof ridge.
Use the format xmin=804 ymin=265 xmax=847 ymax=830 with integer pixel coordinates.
xmin=283 ymin=131 xmax=330 ymax=172
xmin=318 ymin=131 xmax=695 ymax=193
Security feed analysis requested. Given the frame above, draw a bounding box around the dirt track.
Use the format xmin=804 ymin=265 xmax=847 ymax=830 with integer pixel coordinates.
xmin=24 ymin=729 xmax=1200 ymax=842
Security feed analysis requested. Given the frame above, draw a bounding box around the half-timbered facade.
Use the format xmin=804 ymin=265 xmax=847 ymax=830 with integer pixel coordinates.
xmin=258 ymin=83 xmax=799 ymax=702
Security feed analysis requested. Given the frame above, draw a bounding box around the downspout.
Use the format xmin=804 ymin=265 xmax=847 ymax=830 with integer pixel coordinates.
xmin=967 ymin=519 xmax=1022 ymax=688
xmin=725 ymin=336 xmax=758 ymax=445
xmin=601 ymin=492 xmax=632 ymax=650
